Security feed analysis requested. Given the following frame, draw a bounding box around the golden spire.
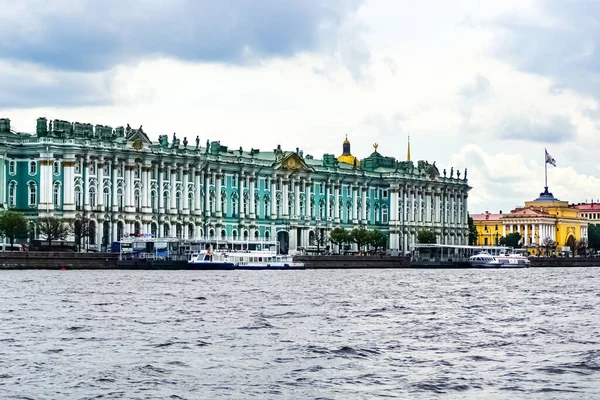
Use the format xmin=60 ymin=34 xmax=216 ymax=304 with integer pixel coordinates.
xmin=407 ymin=134 xmax=411 ymax=162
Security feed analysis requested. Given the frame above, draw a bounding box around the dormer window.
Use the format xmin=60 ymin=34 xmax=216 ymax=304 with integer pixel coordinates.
xmin=53 ymin=161 xmax=60 ymax=175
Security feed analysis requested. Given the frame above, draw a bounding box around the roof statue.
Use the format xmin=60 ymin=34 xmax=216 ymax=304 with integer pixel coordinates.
xmin=183 ymin=137 xmax=188 ymax=149
xmin=337 ymin=135 xmax=360 ymax=167
xmin=196 ymin=135 xmax=200 ymax=149
xmin=464 ymin=168 xmax=467 ymax=180
xmin=450 ymin=167 xmax=453 ymax=178
xmin=407 ymin=135 xmax=411 ymax=162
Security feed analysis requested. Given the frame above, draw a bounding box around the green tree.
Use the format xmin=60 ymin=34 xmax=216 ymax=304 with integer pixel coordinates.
xmin=417 ymin=229 xmax=436 ymax=244
xmin=576 ymin=238 xmax=588 ymax=256
xmin=468 ymin=216 xmax=478 ymax=245
xmin=37 ymin=217 xmax=71 ymax=248
xmin=499 ymin=232 xmax=522 ymax=248
xmin=588 ymin=224 xmax=600 ymax=251
xmin=367 ymin=229 xmax=387 ymax=252
xmin=350 ymin=226 xmax=370 ymax=251
xmin=329 ymin=227 xmax=349 ymax=254
xmin=0 ymin=210 xmax=29 ymax=248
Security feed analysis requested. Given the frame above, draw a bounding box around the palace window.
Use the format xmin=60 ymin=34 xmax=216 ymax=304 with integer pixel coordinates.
xmin=382 ymin=206 xmax=389 ymax=223
xmin=276 ymin=180 xmax=281 ymax=191
xmin=8 ymin=182 xmax=16 ymax=207
xmin=75 ymin=160 xmax=81 ymax=174
xmin=175 ymin=192 xmax=181 ymax=210
xmin=28 ymin=183 xmax=37 ymax=206
xmin=53 ymin=182 xmax=61 ymax=207
xmin=220 ymin=175 xmax=225 ymax=186
xmin=233 ymin=175 xmax=238 ymax=187
xmin=134 ymin=165 xmax=139 ymax=179
xmin=382 ymin=189 xmax=388 ymax=199
xmin=188 ymin=192 xmax=193 ymax=211
xmin=104 ymin=187 xmax=110 ymax=208
xmin=89 ymin=187 xmax=97 ymax=207
xmin=135 ymin=189 xmax=141 ymax=211
xmin=163 ymin=191 xmax=170 ymax=210
xmin=75 ymin=186 xmax=82 ymax=210
xmin=151 ymin=190 xmax=157 ymax=211
xmin=276 ymin=199 xmax=281 ymax=218
xmin=210 ymin=175 xmax=214 ymax=185
xmin=221 ymin=195 xmax=227 ymax=216
xmin=9 ymin=160 xmax=16 ymax=175
xmin=117 ymin=189 xmax=124 ymax=210
xmin=104 ymin=163 xmax=110 ymax=176
xmin=53 ymin=161 xmax=60 ymax=176
xmin=264 ymin=198 xmax=269 ymax=219
xmin=265 ymin=177 xmax=270 ymax=189
xmin=90 ymin=161 xmax=96 ymax=175
xmin=29 ymin=160 xmax=37 ymax=176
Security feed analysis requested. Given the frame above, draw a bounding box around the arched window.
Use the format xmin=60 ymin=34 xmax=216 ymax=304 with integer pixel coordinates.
xmin=188 ymin=192 xmax=193 ymax=211
xmin=221 ymin=194 xmax=227 ymax=217
xmin=104 ymin=187 xmax=110 ymax=208
xmin=163 ymin=191 xmax=170 ymax=210
xmin=53 ymin=182 xmax=61 ymax=207
xmin=117 ymin=188 xmax=124 ymax=210
xmin=8 ymin=160 xmax=16 ymax=175
xmin=134 ymin=189 xmax=141 ymax=211
xmin=28 ymin=183 xmax=37 ymax=206
xmin=221 ymin=229 xmax=226 ymax=240
xmin=276 ymin=199 xmax=281 ymax=218
xmin=254 ymin=230 xmax=259 ymax=241
xmin=89 ymin=187 xmax=97 ymax=207
xmin=53 ymin=161 xmax=60 ymax=175
xmin=188 ymin=224 xmax=194 ymax=239
xmin=265 ymin=230 xmax=270 ymax=241
xmin=151 ymin=223 xmax=158 ymax=238
xmin=75 ymin=186 xmax=82 ymax=210
xmin=89 ymin=221 xmax=96 ymax=245
xmin=151 ymin=190 xmax=157 ymax=211
xmin=8 ymin=182 xmax=16 ymax=207
xmin=175 ymin=191 xmax=181 ymax=210
xmin=29 ymin=160 xmax=37 ymax=176
xmin=164 ymin=223 xmax=170 ymax=237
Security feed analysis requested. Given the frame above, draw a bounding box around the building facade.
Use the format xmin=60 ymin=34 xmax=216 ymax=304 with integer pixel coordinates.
xmin=0 ymin=117 xmax=470 ymax=252
xmin=471 ymin=188 xmax=589 ymax=254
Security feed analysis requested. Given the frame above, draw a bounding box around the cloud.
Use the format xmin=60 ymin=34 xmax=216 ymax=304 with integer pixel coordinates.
xmin=452 ymin=144 xmax=600 ymax=214
xmin=458 ymin=74 xmax=492 ymax=134
xmin=0 ymin=0 xmax=368 ymax=75
xmin=495 ymin=114 xmax=576 ymax=143
xmin=363 ymin=112 xmax=407 ymax=136
xmin=492 ymin=0 xmax=600 ymax=101
xmin=0 ymin=61 xmax=113 ymax=108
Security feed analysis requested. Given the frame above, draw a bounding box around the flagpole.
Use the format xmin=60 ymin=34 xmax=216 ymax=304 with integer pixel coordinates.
xmin=544 ymin=157 xmax=548 ymax=189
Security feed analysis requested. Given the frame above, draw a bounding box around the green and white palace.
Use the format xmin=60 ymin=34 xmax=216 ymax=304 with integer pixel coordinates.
xmin=0 ymin=117 xmax=470 ymax=253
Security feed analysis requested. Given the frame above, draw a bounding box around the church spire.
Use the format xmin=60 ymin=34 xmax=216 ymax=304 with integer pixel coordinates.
xmin=407 ymin=134 xmax=411 ymax=162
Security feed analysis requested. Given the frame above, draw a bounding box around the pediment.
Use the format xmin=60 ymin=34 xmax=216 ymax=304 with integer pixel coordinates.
xmin=274 ymin=153 xmax=313 ymax=171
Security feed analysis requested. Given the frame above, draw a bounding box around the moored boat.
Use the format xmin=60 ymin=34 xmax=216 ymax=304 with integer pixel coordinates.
xmin=208 ymin=249 xmax=305 ymax=270
xmin=467 ymin=252 xmax=502 ymax=267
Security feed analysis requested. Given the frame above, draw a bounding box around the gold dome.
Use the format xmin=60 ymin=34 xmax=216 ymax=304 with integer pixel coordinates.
xmin=337 ymin=154 xmax=360 ymax=166
xmin=343 ymin=138 xmax=350 ymax=145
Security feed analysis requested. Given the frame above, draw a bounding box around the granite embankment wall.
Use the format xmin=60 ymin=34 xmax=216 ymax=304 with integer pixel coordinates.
xmin=0 ymin=252 xmax=119 ymax=269
xmin=295 ymin=255 xmax=411 ymax=269
xmin=529 ymin=257 xmax=600 ymax=268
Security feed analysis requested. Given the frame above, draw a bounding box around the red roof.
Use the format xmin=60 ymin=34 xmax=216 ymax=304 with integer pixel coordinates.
xmin=470 ymin=213 xmax=503 ymax=221
xmin=571 ymin=203 xmax=600 ymax=211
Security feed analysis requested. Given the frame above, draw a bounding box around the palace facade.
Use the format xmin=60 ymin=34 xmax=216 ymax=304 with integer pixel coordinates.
xmin=0 ymin=117 xmax=470 ymax=253
xmin=471 ymin=188 xmax=589 ymax=254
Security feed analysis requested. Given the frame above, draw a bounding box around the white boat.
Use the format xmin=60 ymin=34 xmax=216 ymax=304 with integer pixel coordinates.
xmin=467 ymin=252 xmax=502 ymax=267
xmin=494 ymin=253 xmax=531 ymax=267
xmin=212 ymin=249 xmax=304 ymax=270
xmin=188 ymin=250 xmax=236 ymax=269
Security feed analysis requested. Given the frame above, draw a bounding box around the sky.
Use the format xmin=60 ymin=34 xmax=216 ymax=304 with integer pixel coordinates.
xmin=2 ymin=0 xmax=600 ymax=214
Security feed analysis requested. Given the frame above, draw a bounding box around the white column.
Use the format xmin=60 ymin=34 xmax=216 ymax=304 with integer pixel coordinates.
xmin=334 ymin=184 xmax=340 ymax=223
xmin=282 ymin=178 xmax=289 ymax=218
xmin=170 ymin=167 xmax=177 ymax=214
xmin=204 ymin=172 xmax=211 ymax=217
xmin=249 ymin=176 xmax=256 ymax=219
xmin=97 ymin=158 xmax=105 ymax=211
xmin=352 ymin=186 xmax=358 ymax=224
xmin=270 ymin=176 xmax=277 ymax=218
xmin=158 ymin=162 xmax=164 ymax=214
xmin=524 ymin=223 xmax=529 ymax=246
xmin=294 ymin=179 xmax=300 ymax=219
xmin=215 ymin=172 xmax=222 ymax=217
xmin=239 ymin=174 xmax=246 ymax=219
xmin=361 ymin=187 xmax=367 ymax=223
xmin=194 ymin=169 xmax=202 ymax=215
xmin=182 ymin=168 xmax=189 ymax=215
xmin=83 ymin=156 xmax=91 ymax=211
xmin=112 ymin=161 xmax=119 ymax=212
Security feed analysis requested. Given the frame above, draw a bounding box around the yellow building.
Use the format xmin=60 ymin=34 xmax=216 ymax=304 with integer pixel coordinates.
xmin=471 ymin=188 xmax=588 ymax=255
xmin=337 ymin=135 xmax=360 ymax=167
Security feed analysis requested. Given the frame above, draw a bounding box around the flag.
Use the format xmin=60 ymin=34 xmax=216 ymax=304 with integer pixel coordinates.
xmin=545 ymin=148 xmax=557 ymax=167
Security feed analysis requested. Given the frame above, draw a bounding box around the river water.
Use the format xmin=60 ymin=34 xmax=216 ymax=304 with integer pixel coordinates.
xmin=1 ymin=267 xmax=599 ymax=399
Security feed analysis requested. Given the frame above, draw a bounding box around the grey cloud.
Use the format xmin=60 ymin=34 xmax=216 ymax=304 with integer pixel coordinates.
xmin=0 ymin=62 xmax=112 ymax=108
xmin=459 ymin=74 xmax=492 ymax=134
xmin=0 ymin=0 xmax=367 ymax=74
xmin=496 ymin=115 xmax=576 ymax=143
xmin=492 ymin=0 xmax=600 ymax=100
xmin=363 ymin=112 xmax=407 ymax=136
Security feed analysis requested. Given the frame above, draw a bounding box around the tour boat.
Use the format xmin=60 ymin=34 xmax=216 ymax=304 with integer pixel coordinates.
xmin=494 ymin=252 xmax=531 ymax=267
xmin=193 ymin=249 xmax=305 ymax=270
xmin=467 ymin=252 xmax=502 ymax=267
xmin=187 ymin=250 xmax=236 ymax=269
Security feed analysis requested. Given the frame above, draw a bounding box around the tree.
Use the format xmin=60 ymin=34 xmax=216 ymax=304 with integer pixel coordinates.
xmin=37 ymin=217 xmax=71 ymax=248
xmin=576 ymin=238 xmax=588 ymax=257
xmin=350 ymin=226 xmax=370 ymax=252
xmin=468 ymin=217 xmax=478 ymax=245
xmin=541 ymin=236 xmax=556 ymax=256
xmin=0 ymin=210 xmax=29 ymax=248
xmin=309 ymin=228 xmax=329 ymax=253
xmin=367 ymin=229 xmax=387 ymax=252
xmin=588 ymin=224 xmax=600 ymax=252
xmin=329 ymin=227 xmax=349 ymax=254
xmin=417 ymin=229 xmax=436 ymax=244
xmin=73 ymin=217 xmax=91 ymax=252
xmin=499 ymin=232 xmax=522 ymax=248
